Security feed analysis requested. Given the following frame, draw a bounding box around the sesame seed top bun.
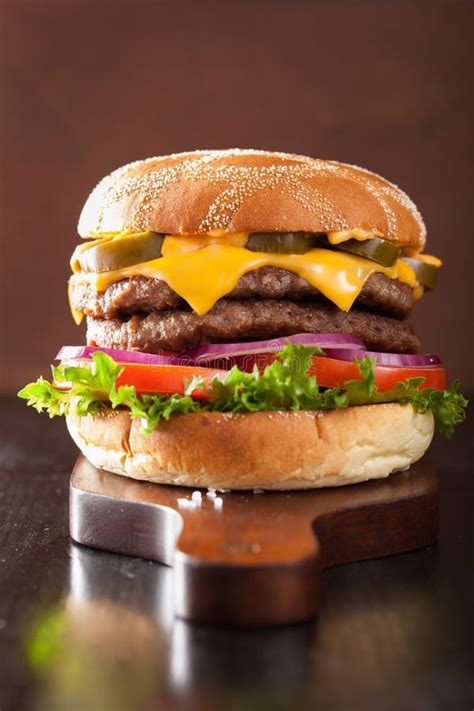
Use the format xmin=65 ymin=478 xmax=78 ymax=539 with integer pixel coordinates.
xmin=78 ymin=149 xmax=426 ymax=249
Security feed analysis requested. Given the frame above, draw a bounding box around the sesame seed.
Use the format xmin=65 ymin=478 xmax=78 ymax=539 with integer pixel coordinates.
xmin=177 ymin=497 xmax=197 ymax=510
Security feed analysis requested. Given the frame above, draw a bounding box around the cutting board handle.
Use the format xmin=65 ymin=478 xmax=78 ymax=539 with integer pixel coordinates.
xmin=70 ymin=457 xmax=438 ymax=626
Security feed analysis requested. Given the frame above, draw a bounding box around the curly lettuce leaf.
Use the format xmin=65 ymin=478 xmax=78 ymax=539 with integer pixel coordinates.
xmin=18 ymin=346 xmax=468 ymax=438
xmin=368 ymin=377 xmax=468 ymax=438
xmin=207 ymin=344 xmax=324 ymax=413
xmin=18 ymin=352 xmax=201 ymax=433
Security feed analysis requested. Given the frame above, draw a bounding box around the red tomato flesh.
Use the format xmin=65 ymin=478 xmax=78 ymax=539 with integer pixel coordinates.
xmin=114 ymin=362 xmax=228 ymax=399
xmin=57 ymin=353 xmax=447 ymax=398
xmin=227 ymin=353 xmax=447 ymax=392
xmin=55 ymin=360 xmax=227 ymax=400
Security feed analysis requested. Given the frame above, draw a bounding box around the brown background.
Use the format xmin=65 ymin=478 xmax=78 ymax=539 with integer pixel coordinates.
xmin=1 ymin=0 xmax=473 ymax=393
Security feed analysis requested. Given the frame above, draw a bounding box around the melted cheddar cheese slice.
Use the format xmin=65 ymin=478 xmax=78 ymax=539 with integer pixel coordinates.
xmin=70 ymin=244 xmax=417 ymax=320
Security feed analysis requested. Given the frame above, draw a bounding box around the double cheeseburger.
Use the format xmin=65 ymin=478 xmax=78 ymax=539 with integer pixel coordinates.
xmin=20 ymin=149 xmax=466 ymax=489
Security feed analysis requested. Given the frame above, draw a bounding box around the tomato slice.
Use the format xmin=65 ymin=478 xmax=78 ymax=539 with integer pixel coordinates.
xmin=228 ymin=353 xmax=447 ymax=392
xmin=57 ymin=352 xmax=447 ymax=400
xmin=308 ymin=356 xmax=447 ymax=391
xmin=55 ymin=360 xmax=227 ymax=400
xmin=114 ymin=362 xmax=227 ymax=399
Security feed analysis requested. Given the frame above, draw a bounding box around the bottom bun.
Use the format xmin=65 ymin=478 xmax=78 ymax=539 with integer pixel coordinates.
xmin=66 ymin=404 xmax=434 ymax=490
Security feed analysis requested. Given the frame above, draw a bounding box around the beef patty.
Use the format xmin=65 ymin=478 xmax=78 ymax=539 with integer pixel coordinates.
xmin=72 ymin=268 xmax=414 ymax=320
xmin=86 ymin=299 xmax=420 ymax=354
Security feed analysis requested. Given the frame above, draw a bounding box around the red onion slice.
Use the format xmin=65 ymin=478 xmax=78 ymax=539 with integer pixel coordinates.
xmin=186 ymin=333 xmax=365 ymax=362
xmin=56 ymin=345 xmax=193 ymax=366
xmin=57 ymin=335 xmax=364 ymax=368
xmin=323 ymin=348 xmax=442 ymax=368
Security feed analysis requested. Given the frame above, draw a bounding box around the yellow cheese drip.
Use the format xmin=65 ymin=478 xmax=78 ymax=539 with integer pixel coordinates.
xmin=161 ymin=233 xmax=248 ymax=256
xmin=68 ymin=279 xmax=84 ymax=325
xmin=413 ymin=285 xmax=425 ymax=301
xmin=414 ymin=253 xmax=443 ymax=267
xmin=71 ymin=245 xmax=407 ymax=316
xmin=394 ymin=258 xmax=417 ymax=287
xmin=327 ymin=228 xmax=384 ymax=244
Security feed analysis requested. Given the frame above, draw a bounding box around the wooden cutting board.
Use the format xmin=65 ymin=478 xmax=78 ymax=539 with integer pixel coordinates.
xmin=69 ymin=455 xmax=438 ymax=626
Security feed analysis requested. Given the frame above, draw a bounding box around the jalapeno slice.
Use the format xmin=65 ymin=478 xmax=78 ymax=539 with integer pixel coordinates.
xmin=401 ymin=257 xmax=438 ymax=289
xmin=75 ymin=232 xmax=164 ymax=273
xmin=331 ymin=236 xmax=400 ymax=267
xmin=246 ymin=232 xmax=318 ymax=254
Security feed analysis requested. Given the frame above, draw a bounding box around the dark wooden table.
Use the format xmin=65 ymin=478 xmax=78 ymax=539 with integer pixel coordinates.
xmin=0 ymin=396 xmax=472 ymax=711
